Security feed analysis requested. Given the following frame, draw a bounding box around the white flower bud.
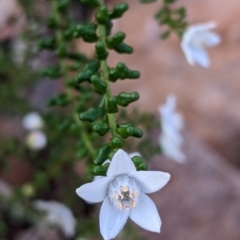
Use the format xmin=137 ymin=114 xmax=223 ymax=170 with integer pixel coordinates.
xmin=22 ymin=112 xmax=44 ymax=131
xmin=25 ymin=130 xmax=47 ymax=150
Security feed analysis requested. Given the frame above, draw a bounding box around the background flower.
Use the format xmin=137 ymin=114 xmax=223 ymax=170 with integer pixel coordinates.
xmin=181 ymin=22 xmax=221 ymax=68
xmin=25 ymin=130 xmax=47 ymax=150
xmin=159 ymin=94 xmax=186 ymax=163
xmin=33 ymin=200 xmax=76 ymax=238
xmin=22 ymin=112 xmax=44 ymax=131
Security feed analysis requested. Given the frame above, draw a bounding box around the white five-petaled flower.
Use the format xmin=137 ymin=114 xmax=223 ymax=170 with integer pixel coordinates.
xmin=159 ymin=94 xmax=186 ymax=163
xmin=33 ymin=200 xmax=76 ymax=238
xmin=22 ymin=112 xmax=44 ymax=131
xmin=181 ymin=22 xmax=221 ymax=68
xmin=76 ymin=149 xmax=170 ymax=240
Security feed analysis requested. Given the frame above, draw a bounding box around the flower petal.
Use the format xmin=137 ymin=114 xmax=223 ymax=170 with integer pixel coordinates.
xmin=129 ymin=171 xmax=170 ymax=194
xmin=201 ymin=32 xmax=221 ymax=47
xmin=107 ymin=149 xmax=136 ymax=177
xmin=191 ymin=47 xmax=210 ymax=68
xmin=100 ymin=197 xmax=129 ymax=240
xmin=130 ymin=193 xmax=161 ymax=233
xmin=188 ymin=21 xmax=217 ymax=33
xmin=76 ymin=176 xmax=113 ymax=203
xmin=181 ymin=42 xmax=195 ymax=65
xmin=159 ymin=133 xmax=186 ymax=163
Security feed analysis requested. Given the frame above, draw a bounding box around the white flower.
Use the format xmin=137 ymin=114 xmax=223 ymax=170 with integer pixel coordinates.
xmin=33 ymin=200 xmax=76 ymax=238
xmin=25 ymin=130 xmax=47 ymax=150
xmin=159 ymin=94 xmax=186 ymax=163
xmin=181 ymin=22 xmax=221 ymax=68
xmin=76 ymin=149 xmax=170 ymax=240
xmin=22 ymin=112 xmax=44 ymax=131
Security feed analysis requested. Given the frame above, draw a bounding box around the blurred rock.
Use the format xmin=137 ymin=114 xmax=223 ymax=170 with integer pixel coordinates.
xmin=136 ymin=130 xmax=240 ymax=240
xmin=0 ymin=157 xmax=33 ymax=185
xmin=0 ymin=116 xmax=24 ymax=138
xmin=0 ymin=0 xmax=25 ymax=40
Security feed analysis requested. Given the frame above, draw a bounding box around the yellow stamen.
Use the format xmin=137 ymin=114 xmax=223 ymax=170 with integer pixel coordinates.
xmin=118 ymin=203 xmax=123 ymax=210
xmin=121 ymin=186 xmax=129 ymax=192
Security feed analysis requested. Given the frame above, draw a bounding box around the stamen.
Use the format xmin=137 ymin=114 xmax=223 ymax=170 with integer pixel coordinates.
xmin=121 ymin=186 xmax=129 ymax=192
xmin=108 ymin=175 xmax=140 ymax=210
xmin=118 ymin=203 xmax=123 ymax=209
xmin=132 ymin=190 xmax=138 ymax=197
xmin=114 ymin=193 xmax=119 ymax=200
xmin=131 ymin=200 xmax=136 ymax=207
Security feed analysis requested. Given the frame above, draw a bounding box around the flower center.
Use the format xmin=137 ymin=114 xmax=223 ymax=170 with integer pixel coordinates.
xmin=108 ymin=175 xmax=140 ymax=210
xmin=192 ymin=34 xmax=208 ymax=48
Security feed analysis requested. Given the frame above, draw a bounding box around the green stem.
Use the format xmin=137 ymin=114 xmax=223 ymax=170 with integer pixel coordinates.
xmin=51 ymin=0 xmax=96 ymax=159
xmin=74 ymin=114 xmax=96 ymax=158
xmin=98 ymin=1 xmax=118 ymax=139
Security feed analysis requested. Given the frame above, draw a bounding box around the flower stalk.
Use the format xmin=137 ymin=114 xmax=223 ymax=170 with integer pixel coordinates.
xmin=98 ymin=2 xmax=118 ymax=140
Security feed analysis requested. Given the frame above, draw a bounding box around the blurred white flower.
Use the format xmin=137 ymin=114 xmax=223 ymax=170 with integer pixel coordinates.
xmin=181 ymin=22 xmax=221 ymax=68
xmin=25 ymin=130 xmax=47 ymax=150
xmin=159 ymin=94 xmax=186 ymax=163
xmin=76 ymin=149 xmax=170 ymax=240
xmin=12 ymin=38 xmax=27 ymax=64
xmin=33 ymin=200 xmax=76 ymax=238
xmin=22 ymin=112 xmax=44 ymax=131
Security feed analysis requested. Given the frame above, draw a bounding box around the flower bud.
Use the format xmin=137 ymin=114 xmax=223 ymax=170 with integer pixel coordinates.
xmin=106 ymin=32 xmax=126 ymax=49
xmin=95 ymin=6 xmax=109 ymax=24
xmin=117 ymin=125 xmax=143 ymax=138
xmin=47 ymin=93 xmax=71 ymax=107
xmin=92 ymin=163 xmax=109 ymax=176
xmin=80 ymin=0 xmax=100 ymax=8
xmin=75 ymin=61 xmax=100 ymax=83
xmin=131 ymin=128 xmax=143 ymax=138
xmin=38 ymin=38 xmax=56 ymax=50
xmin=41 ymin=65 xmax=61 ymax=78
xmin=79 ymin=108 xmax=104 ymax=122
xmin=90 ymin=75 xmax=107 ymax=94
xmin=114 ymin=42 xmax=133 ymax=54
xmin=137 ymin=162 xmax=148 ymax=170
xmin=66 ymin=52 xmax=87 ymax=62
xmin=47 ymin=15 xmax=59 ymax=29
xmin=57 ymin=43 xmax=67 ymax=57
xmin=73 ymin=24 xmax=98 ymax=42
xmin=93 ymin=123 xmax=110 ymax=136
xmin=109 ymin=62 xmax=140 ymax=82
xmin=117 ymin=126 xmax=133 ymax=138
xmin=110 ymin=137 xmax=123 ymax=148
xmin=116 ymin=92 xmax=140 ymax=107
xmin=56 ymin=0 xmax=70 ymax=12
xmin=95 ymin=42 xmax=109 ymax=60
xmin=106 ymin=96 xmax=118 ymax=113
xmin=94 ymin=144 xmax=111 ymax=165
xmin=132 ymin=156 xmax=142 ymax=166
xmin=108 ymin=3 xmax=129 ymax=19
